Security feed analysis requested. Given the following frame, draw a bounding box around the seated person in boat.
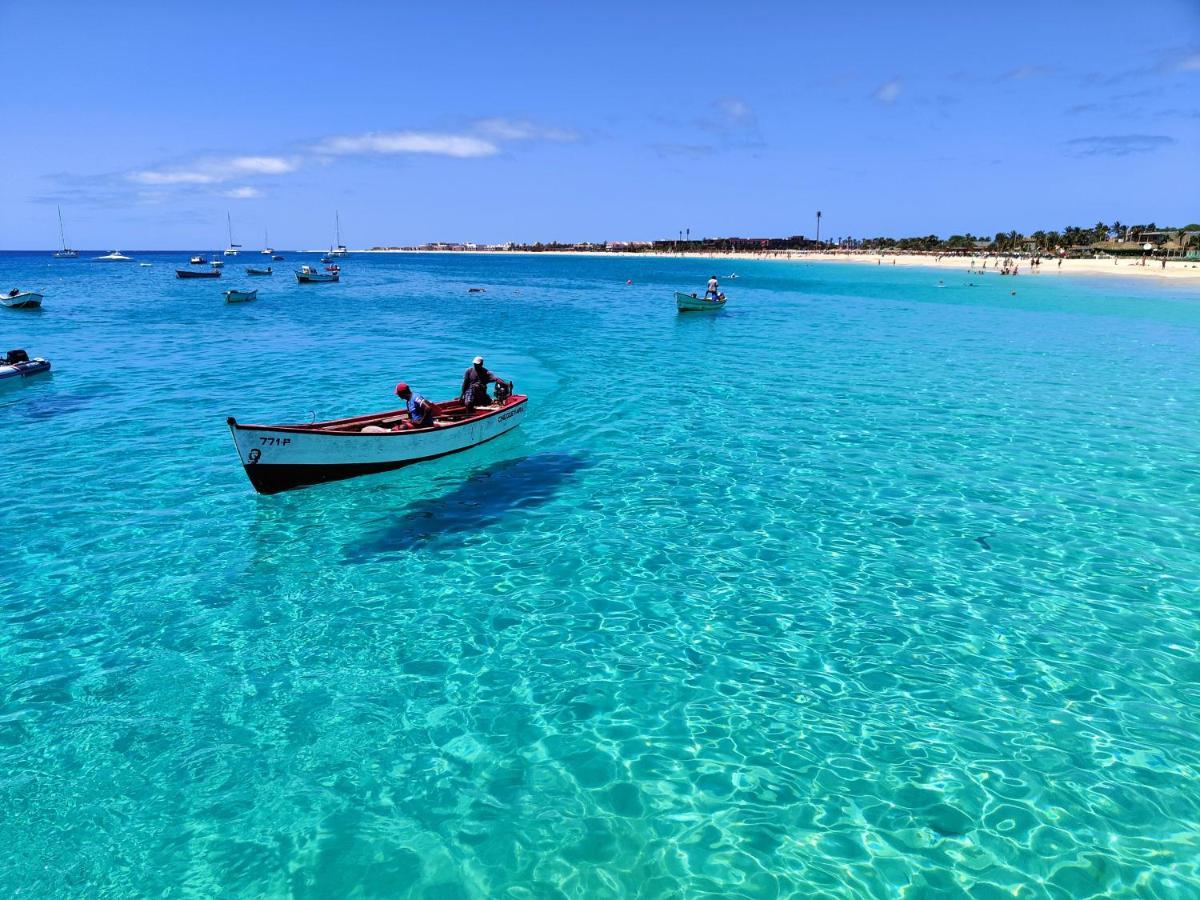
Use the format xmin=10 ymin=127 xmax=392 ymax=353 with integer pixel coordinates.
xmin=705 ymin=275 xmax=720 ymax=300
xmin=395 ymin=382 xmax=436 ymax=429
xmin=461 ymin=356 xmax=511 ymax=409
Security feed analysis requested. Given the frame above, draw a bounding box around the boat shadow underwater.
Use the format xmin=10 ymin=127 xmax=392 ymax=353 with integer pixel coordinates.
xmin=344 ymin=450 xmax=592 ymax=560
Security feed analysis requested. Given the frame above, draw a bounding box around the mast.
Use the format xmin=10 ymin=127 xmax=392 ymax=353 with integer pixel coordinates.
xmin=228 ymin=212 xmax=233 ymax=247
xmin=58 ymin=206 xmax=67 ymax=251
xmin=336 ymin=211 xmax=342 ymax=248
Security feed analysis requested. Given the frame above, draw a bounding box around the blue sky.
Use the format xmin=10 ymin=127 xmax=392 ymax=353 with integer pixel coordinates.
xmin=2 ymin=0 xmax=1197 ymax=249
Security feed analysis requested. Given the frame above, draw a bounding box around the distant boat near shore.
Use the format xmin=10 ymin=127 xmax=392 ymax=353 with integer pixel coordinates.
xmin=224 ymin=213 xmax=241 ymax=256
xmin=93 ymin=250 xmax=133 ymax=262
xmin=52 ymin=207 xmax=78 ymax=258
xmin=327 ymin=211 xmax=349 ymax=257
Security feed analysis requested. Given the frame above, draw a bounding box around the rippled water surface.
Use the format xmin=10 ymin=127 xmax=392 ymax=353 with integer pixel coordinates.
xmin=2 ymin=251 xmax=1199 ymax=897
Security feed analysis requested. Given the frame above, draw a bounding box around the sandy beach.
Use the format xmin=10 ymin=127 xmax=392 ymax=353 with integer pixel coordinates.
xmin=357 ymin=248 xmax=1200 ymax=282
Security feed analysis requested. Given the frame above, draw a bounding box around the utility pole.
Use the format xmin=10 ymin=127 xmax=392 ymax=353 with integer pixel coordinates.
xmin=816 ymin=211 xmax=822 ymax=246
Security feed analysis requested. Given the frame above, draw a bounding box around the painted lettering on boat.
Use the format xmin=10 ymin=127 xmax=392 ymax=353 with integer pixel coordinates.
xmin=498 ymin=407 xmax=523 ymax=422
xmin=259 ymin=437 xmax=292 ymax=447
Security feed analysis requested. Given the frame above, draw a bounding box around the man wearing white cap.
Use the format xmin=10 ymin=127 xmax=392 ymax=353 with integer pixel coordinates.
xmin=461 ymin=355 xmax=511 ymax=410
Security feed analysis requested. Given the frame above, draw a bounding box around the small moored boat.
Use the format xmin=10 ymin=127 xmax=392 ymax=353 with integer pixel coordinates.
xmin=190 ymin=255 xmax=207 ymax=265
xmin=675 ymin=291 xmax=726 ymax=312
xmin=296 ymin=264 xmax=338 ymax=283
xmin=177 ymin=268 xmax=221 ymax=279
xmin=272 ymin=255 xmax=285 ymax=261
xmin=245 ymin=266 xmax=272 ymax=276
xmin=53 ymin=207 xmax=78 ymax=257
xmin=2 ymin=289 xmax=44 ymax=309
xmin=227 ymin=392 xmax=529 ymax=494
xmin=0 ymin=349 xmax=51 ymax=384
xmin=224 ymin=289 xmax=257 ymax=303
xmin=93 ymin=250 xmax=133 ymax=262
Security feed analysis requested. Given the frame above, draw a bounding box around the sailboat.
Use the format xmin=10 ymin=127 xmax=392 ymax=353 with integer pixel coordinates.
xmin=224 ymin=213 xmax=242 ymax=256
xmin=261 ymin=228 xmax=274 ymax=255
xmin=328 ymin=211 xmax=348 ymax=257
xmin=52 ymin=207 xmax=79 ymax=258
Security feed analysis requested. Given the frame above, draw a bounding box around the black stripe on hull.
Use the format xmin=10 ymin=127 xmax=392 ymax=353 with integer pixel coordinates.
xmin=241 ymin=428 xmax=516 ymax=494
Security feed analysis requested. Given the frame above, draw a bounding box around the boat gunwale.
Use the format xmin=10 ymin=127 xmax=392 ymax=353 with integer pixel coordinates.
xmin=228 ymin=394 xmax=528 ymax=436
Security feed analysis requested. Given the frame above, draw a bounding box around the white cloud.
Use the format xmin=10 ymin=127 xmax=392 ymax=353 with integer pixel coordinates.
xmin=472 ymin=118 xmax=580 ymax=142
xmin=872 ymin=80 xmax=902 ymax=103
xmin=129 ymin=155 xmax=298 ymax=185
xmin=714 ymin=98 xmax=753 ymax=121
xmin=314 ymin=131 xmax=499 ymax=158
xmin=222 ymin=186 xmax=263 ymax=199
xmin=1175 ymin=53 xmax=1200 ymax=72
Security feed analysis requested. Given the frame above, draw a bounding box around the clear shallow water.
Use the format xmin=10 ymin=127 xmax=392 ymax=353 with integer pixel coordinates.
xmin=2 ymin=251 xmax=1199 ymax=897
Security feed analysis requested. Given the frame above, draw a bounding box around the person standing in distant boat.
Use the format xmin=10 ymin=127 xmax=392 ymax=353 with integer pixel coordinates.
xmin=705 ymin=275 xmax=720 ymax=300
xmin=461 ymin=356 xmax=510 ymax=409
xmin=395 ymin=382 xmax=436 ymax=429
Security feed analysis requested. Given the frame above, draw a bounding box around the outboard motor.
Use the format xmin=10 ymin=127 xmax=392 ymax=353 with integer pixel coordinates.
xmin=5 ymin=349 xmax=29 ymax=365
xmin=494 ymin=380 xmax=512 ymax=404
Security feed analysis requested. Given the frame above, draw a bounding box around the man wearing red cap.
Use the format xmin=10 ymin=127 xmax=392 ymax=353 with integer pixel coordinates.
xmin=395 ymin=382 xmax=436 ymax=429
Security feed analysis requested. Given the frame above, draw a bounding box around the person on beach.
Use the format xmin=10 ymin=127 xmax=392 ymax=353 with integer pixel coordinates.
xmin=705 ymin=275 xmax=720 ymax=300
xmin=461 ymin=356 xmax=511 ymax=409
xmin=395 ymin=382 xmax=436 ymax=429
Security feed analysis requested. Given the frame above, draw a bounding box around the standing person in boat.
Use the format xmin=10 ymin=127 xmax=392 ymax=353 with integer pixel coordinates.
xmin=461 ymin=356 xmax=511 ymax=410
xmin=395 ymin=382 xmax=436 ymax=429
xmin=705 ymin=274 xmax=720 ymax=300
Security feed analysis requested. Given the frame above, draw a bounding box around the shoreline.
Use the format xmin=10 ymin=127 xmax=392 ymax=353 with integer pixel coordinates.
xmin=354 ymin=248 xmax=1200 ymax=283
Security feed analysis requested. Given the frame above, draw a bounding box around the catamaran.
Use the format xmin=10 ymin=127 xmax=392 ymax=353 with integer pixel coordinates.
xmin=224 ymin=213 xmax=242 ymax=256
xmin=328 ymin=212 xmax=349 ymax=257
xmin=52 ymin=207 xmax=78 ymax=258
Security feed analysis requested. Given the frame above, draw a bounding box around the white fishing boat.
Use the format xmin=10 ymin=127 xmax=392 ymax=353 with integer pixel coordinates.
xmin=224 ymin=288 xmax=257 ymax=303
xmin=210 ymin=256 xmax=224 ymax=268
xmin=93 ymin=250 xmax=133 ymax=262
xmin=224 ymin=213 xmax=241 ymax=255
xmin=675 ymin=290 xmax=726 ymax=312
xmin=2 ymin=290 xmax=43 ymax=309
xmin=227 ymin=393 xmax=529 ymax=493
xmin=52 ymin=207 xmax=78 ymax=257
xmin=296 ymin=264 xmax=338 ymax=283
xmin=261 ymin=228 xmax=273 ymax=255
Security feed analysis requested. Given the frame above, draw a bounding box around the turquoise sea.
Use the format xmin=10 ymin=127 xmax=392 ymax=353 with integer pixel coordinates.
xmin=2 ymin=251 xmax=1199 ymax=897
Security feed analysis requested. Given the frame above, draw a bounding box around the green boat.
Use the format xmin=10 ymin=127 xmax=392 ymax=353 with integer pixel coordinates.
xmin=675 ymin=291 xmax=726 ymax=312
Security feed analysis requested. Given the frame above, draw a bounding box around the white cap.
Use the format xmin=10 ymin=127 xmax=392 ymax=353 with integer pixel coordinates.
xmin=473 ymin=356 xmax=484 ymax=365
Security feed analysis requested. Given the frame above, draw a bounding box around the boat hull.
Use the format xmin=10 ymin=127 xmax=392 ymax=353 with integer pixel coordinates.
xmin=2 ymin=292 xmax=43 ymax=309
xmin=177 ymin=269 xmax=221 ymax=278
xmin=228 ymin=396 xmax=528 ymax=493
xmin=224 ymin=290 xmax=257 ymax=303
xmin=675 ymin=291 xmax=726 ymax=312
xmin=296 ymin=272 xmax=338 ymax=283
xmin=0 ymin=358 xmax=51 ymax=382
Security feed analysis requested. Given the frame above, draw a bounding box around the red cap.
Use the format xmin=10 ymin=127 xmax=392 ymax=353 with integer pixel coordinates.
xmin=395 ymin=382 xmax=410 ymax=395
